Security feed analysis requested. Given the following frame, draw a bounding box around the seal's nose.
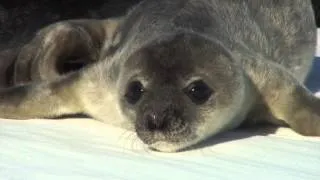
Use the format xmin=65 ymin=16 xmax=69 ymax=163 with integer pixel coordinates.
xmin=144 ymin=111 xmax=168 ymax=131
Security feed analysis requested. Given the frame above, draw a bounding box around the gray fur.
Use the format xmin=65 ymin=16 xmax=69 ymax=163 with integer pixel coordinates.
xmin=0 ymin=0 xmax=318 ymax=152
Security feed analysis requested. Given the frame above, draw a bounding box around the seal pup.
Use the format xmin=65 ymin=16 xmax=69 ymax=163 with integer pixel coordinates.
xmin=0 ymin=0 xmax=318 ymax=152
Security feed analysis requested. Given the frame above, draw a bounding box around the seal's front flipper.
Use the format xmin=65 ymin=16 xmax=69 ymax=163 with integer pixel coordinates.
xmin=14 ymin=17 xmax=124 ymax=85
xmin=285 ymin=86 xmax=320 ymax=136
xmin=0 ymin=72 xmax=84 ymax=120
xmin=243 ymin=57 xmax=320 ymax=136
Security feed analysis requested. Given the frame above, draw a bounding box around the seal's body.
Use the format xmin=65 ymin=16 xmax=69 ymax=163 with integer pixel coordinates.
xmin=0 ymin=0 xmax=318 ymax=152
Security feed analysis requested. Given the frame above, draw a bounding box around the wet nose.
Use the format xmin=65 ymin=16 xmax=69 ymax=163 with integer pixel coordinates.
xmin=144 ymin=112 xmax=168 ymax=131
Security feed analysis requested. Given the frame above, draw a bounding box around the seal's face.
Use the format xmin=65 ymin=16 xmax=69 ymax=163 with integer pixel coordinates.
xmin=118 ymin=33 xmax=246 ymax=152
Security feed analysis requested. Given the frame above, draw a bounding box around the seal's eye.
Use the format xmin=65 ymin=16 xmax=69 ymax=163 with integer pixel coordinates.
xmin=184 ymin=80 xmax=213 ymax=104
xmin=125 ymin=81 xmax=144 ymax=104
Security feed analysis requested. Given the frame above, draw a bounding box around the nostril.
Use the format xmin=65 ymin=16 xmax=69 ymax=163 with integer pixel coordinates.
xmin=145 ymin=112 xmax=167 ymax=131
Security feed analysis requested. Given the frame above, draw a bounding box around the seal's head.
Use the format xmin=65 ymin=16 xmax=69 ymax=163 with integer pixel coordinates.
xmin=118 ymin=32 xmax=249 ymax=152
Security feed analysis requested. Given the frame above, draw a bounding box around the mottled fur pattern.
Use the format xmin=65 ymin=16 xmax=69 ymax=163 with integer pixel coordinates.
xmin=0 ymin=0 xmax=318 ymax=152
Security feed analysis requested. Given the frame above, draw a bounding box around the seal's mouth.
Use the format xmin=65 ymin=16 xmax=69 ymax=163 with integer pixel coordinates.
xmin=135 ymin=122 xmax=198 ymax=152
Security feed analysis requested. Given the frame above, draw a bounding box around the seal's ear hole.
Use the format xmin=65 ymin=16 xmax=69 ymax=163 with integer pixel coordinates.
xmin=56 ymin=54 xmax=94 ymax=75
xmin=183 ymin=80 xmax=213 ymax=105
xmin=125 ymin=81 xmax=145 ymax=105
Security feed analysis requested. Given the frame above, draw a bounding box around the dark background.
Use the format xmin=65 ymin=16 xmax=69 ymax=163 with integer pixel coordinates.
xmin=0 ymin=0 xmax=320 ymax=49
xmin=0 ymin=0 xmax=142 ymax=49
xmin=313 ymin=0 xmax=320 ymax=26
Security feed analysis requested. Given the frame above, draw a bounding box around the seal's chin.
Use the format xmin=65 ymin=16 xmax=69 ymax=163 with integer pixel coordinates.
xmin=148 ymin=140 xmax=199 ymax=153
